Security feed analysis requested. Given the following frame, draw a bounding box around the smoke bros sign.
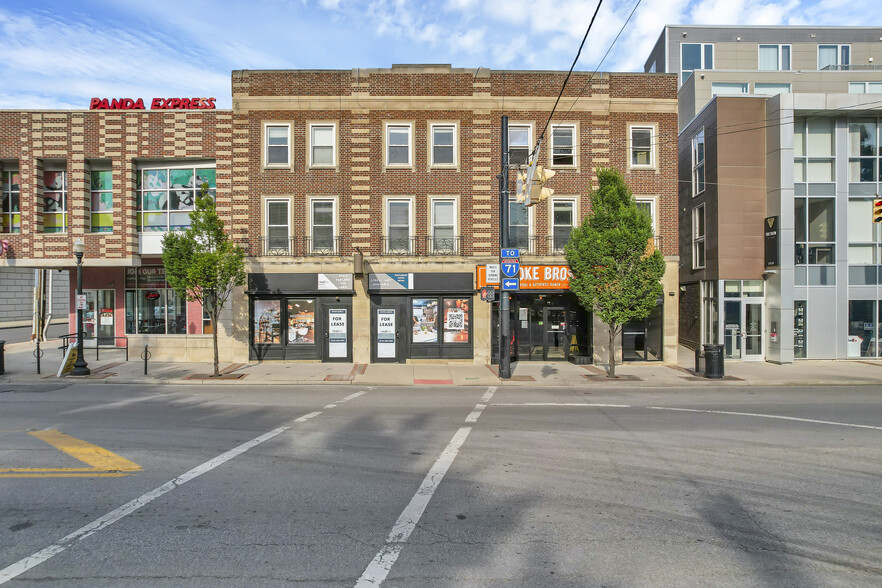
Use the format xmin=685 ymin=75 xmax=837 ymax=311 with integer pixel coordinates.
xmin=477 ymin=265 xmax=573 ymax=290
xmin=89 ymin=97 xmax=217 ymax=110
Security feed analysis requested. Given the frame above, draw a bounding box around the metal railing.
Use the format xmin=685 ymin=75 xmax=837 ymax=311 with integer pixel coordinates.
xmin=380 ymin=236 xmax=464 ymax=256
xmin=60 ymin=334 xmax=129 ymax=362
xmin=382 ymin=236 xmax=419 ymax=256
xmin=424 ymin=236 xmax=463 ymax=256
xmin=260 ymin=236 xmax=343 ymax=257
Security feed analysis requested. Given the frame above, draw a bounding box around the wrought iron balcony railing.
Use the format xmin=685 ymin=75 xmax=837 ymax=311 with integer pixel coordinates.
xmin=260 ymin=236 xmax=343 ymax=257
xmin=380 ymin=236 xmax=464 ymax=256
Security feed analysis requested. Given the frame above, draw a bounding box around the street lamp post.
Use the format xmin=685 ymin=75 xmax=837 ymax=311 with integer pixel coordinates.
xmin=71 ymin=238 xmax=90 ymax=376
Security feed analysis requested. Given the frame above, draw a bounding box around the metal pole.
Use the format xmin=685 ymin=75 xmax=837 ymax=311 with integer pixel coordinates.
xmin=499 ymin=116 xmax=512 ymax=379
xmin=71 ymin=253 xmax=90 ymax=376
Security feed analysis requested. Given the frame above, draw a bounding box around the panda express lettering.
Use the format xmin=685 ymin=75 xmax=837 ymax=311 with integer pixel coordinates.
xmin=90 ymin=97 xmax=216 ymax=110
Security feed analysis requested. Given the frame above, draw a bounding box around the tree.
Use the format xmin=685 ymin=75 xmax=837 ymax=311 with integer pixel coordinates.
xmin=565 ymin=168 xmax=665 ymax=377
xmin=162 ymin=184 xmax=246 ymax=377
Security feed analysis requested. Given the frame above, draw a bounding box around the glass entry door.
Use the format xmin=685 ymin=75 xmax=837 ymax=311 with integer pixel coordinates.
xmin=743 ymin=302 xmax=763 ymax=361
xmin=83 ymin=290 xmax=114 ymax=347
xmin=723 ymin=301 xmax=741 ymax=359
xmin=543 ymin=307 xmax=567 ymax=360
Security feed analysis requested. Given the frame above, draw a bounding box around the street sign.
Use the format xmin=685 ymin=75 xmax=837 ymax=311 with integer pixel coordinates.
xmin=501 ymin=259 xmax=519 ymax=278
xmin=485 ymin=264 xmax=500 ymax=284
xmin=502 ymin=278 xmax=519 ymax=291
xmin=75 ymin=295 xmax=87 ymax=310
xmin=500 ymin=248 xmax=520 ymax=258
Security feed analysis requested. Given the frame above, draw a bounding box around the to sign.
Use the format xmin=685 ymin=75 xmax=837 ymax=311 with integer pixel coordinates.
xmin=500 ymin=248 xmax=520 ymax=258
xmin=501 ymin=259 xmax=520 ymax=278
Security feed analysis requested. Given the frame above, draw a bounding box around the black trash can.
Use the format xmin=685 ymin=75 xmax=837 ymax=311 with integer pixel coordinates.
xmin=0 ymin=340 xmax=5 ymax=375
xmin=703 ymin=343 xmax=724 ymax=379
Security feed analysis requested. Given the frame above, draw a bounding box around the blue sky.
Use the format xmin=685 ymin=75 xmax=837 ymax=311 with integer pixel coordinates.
xmin=0 ymin=0 xmax=874 ymax=109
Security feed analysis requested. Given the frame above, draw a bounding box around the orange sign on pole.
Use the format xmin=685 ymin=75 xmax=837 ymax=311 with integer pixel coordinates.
xmin=477 ymin=265 xmax=572 ymax=290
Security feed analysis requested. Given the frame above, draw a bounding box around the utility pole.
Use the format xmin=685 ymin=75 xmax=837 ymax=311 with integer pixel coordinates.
xmin=498 ymin=116 xmax=512 ymax=379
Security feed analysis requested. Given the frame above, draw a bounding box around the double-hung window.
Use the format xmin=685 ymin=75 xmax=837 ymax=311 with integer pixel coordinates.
xmin=758 ymin=44 xmax=791 ymax=70
xmin=137 ymin=165 xmax=216 ymax=232
xmin=509 ymin=201 xmax=530 ymax=253
xmin=692 ymin=205 xmax=706 ymax=269
xmin=431 ymin=198 xmax=457 ymax=254
xmin=264 ymin=199 xmax=291 ymax=255
xmin=386 ymin=199 xmax=412 ymax=254
xmin=265 ymin=124 xmax=290 ymax=166
xmin=551 ymin=125 xmax=575 ymax=167
xmin=310 ymin=198 xmax=336 ymax=254
xmin=630 ymin=125 xmax=654 ymax=168
xmin=90 ymin=170 xmax=113 ymax=233
xmin=509 ymin=124 xmax=531 ymax=166
xmin=680 ymin=42 xmax=713 ymax=84
xmin=1 ymin=171 xmax=20 ymax=233
xmin=386 ymin=124 xmax=412 ymax=167
xmin=43 ymin=170 xmax=67 ymax=233
xmin=309 ymin=124 xmax=336 ymax=167
xmin=635 ymin=198 xmax=657 ymax=236
xmin=818 ymin=44 xmax=850 ymax=70
xmin=431 ymin=124 xmax=456 ymax=167
xmin=551 ymin=199 xmax=575 ymax=253
xmin=692 ymin=128 xmax=705 ymax=196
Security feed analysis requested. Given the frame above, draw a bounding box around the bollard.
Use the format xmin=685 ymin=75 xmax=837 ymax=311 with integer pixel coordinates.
xmin=141 ymin=344 xmax=151 ymax=375
xmin=694 ymin=346 xmax=702 ymax=374
xmin=0 ymin=340 xmax=5 ymax=375
xmin=702 ymin=344 xmax=725 ymax=379
xmin=34 ymin=339 xmax=44 ymax=375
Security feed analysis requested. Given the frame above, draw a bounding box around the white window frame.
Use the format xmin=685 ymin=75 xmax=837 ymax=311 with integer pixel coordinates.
xmin=758 ymin=44 xmax=791 ymax=71
xmin=629 ymin=124 xmax=656 ymax=169
xmin=308 ymin=197 xmax=337 ymax=254
xmin=754 ymin=82 xmax=791 ymax=95
xmin=692 ymin=204 xmax=706 ymax=270
xmin=692 ymin=127 xmax=705 ymax=197
xmin=849 ymin=82 xmax=882 ymax=94
xmin=385 ymin=123 xmax=413 ymax=168
xmin=264 ymin=123 xmax=291 ymax=168
xmin=385 ymin=197 xmax=414 ymax=254
xmin=711 ymin=82 xmax=749 ymax=96
xmin=429 ymin=197 xmax=458 ymax=254
xmin=634 ymin=197 xmax=657 ymax=235
xmin=308 ymin=123 xmax=337 ymax=168
xmin=680 ymin=42 xmax=713 ymax=85
xmin=549 ymin=197 xmax=577 ymax=253
xmin=508 ymin=199 xmax=533 ymax=254
xmin=508 ymin=123 xmax=533 ymax=167
xmin=429 ymin=123 xmax=457 ymax=168
xmin=550 ymin=124 xmax=577 ymax=168
xmin=818 ymin=44 xmax=850 ymax=70
xmin=264 ymin=197 xmax=292 ymax=255
xmin=136 ymin=162 xmax=216 ymax=234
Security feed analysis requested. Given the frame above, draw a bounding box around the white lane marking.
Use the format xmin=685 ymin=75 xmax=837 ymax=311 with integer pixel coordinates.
xmin=324 ymin=404 xmax=338 ymax=409
xmin=0 ymin=424 xmax=291 ymax=585
xmin=493 ymin=402 xmax=633 ymax=408
xmin=295 ymin=411 xmax=322 ymax=422
xmin=64 ymin=393 xmax=169 ymax=414
xmin=646 ymin=406 xmax=882 ymax=431
xmin=340 ymin=391 xmax=367 ymax=403
xmin=355 ymin=427 xmax=472 ymax=587
xmin=355 ymin=386 xmax=496 ymax=587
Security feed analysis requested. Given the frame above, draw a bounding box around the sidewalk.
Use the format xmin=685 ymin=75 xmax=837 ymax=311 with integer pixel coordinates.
xmin=2 ymin=339 xmax=882 ymax=388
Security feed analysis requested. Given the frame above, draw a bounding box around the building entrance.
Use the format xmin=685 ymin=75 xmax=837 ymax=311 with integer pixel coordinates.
xmin=505 ymin=293 xmax=591 ymax=362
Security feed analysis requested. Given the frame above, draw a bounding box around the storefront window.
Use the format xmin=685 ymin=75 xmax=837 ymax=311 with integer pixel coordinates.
xmin=443 ymin=298 xmax=470 ymax=343
xmin=412 ymin=299 xmax=438 ymax=343
xmin=137 ymin=165 xmax=215 ymax=232
xmin=43 ymin=170 xmax=67 ymax=233
xmin=848 ymin=300 xmax=876 ymax=357
xmin=253 ymin=300 xmax=281 ymax=344
xmin=90 ymin=170 xmax=113 ymax=233
xmin=287 ymin=299 xmax=315 ymax=344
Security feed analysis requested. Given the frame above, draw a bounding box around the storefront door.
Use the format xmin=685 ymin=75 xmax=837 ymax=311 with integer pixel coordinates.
xmin=723 ymin=301 xmax=742 ymax=359
xmin=83 ymin=290 xmax=114 ymax=347
xmin=323 ymin=305 xmax=351 ymax=362
xmin=373 ymin=305 xmax=405 ymax=363
xmin=743 ymin=301 xmax=763 ymax=361
xmin=543 ymin=307 xmax=567 ymax=360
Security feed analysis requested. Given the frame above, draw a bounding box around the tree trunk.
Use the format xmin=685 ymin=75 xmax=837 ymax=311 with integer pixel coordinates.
xmin=212 ymin=311 xmax=219 ymax=378
xmin=608 ymin=322 xmax=617 ymax=378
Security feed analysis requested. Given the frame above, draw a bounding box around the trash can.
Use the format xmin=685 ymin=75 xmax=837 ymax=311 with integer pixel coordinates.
xmin=703 ymin=343 xmax=724 ymax=379
xmin=0 ymin=340 xmax=5 ymax=375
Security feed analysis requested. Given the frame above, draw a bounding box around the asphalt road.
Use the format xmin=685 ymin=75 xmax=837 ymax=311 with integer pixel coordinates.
xmin=1 ymin=382 xmax=881 ymax=587
xmin=0 ymin=324 xmax=69 ymax=345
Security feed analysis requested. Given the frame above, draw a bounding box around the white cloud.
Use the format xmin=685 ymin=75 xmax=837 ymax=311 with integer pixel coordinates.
xmin=450 ymin=27 xmax=486 ymax=54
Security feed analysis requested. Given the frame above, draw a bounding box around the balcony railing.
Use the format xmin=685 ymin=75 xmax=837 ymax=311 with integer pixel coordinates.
xmin=506 ymin=235 xmax=663 ymax=257
xmin=260 ymin=236 xmax=343 ymax=257
xmin=380 ymin=236 xmax=464 ymax=256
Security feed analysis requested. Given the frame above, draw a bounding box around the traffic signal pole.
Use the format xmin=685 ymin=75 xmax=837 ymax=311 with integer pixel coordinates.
xmin=499 ymin=116 xmax=512 ymax=380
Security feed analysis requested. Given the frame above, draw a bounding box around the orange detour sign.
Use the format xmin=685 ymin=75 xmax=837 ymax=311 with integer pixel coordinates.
xmin=477 ymin=265 xmax=572 ymax=290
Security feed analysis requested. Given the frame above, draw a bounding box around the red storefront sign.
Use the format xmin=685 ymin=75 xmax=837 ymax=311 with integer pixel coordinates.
xmin=476 ymin=265 xmax=572 ymax=290
xmin=89 ymin=97 xmax=217 ymax=110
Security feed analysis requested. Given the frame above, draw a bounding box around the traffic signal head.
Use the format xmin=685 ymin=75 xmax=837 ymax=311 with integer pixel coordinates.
xmin=874 ymin=199 xmax=882 ymax=223
xmin=526 ymin=165 xmax=555 ymax=206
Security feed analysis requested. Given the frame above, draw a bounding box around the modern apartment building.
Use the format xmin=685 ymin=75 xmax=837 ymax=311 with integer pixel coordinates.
xmin=0 ymin=65 xmax=680 ymax=365
xmin=651 ymin=25 xmax=882 ymax=362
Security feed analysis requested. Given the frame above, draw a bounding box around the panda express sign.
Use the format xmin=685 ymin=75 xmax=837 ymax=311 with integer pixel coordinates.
xmin=89 ymin=97 xmax=217 ymax=110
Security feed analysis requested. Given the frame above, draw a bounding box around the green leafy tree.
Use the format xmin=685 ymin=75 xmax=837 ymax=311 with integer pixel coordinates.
xmin=565 ymin=168 xmax=665 ymax=377
xmin=162 ymin=184 xmax=246 ymax=377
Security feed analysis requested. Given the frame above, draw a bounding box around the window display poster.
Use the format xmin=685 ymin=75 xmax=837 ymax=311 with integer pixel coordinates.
xmin=254 ymin=300 xmax=281 ymax=344
xmin=287 ymin=299 xmax=315 ymax=344
xmin=443 ymin=298 xmax=470 ymax=343
xmin=328 ymin=309 xmax=347 ymax=357
xmin=412 ymin=298 xmax=438 ymax=343
xmin=377 ymin=309 xmax=396 ymax=358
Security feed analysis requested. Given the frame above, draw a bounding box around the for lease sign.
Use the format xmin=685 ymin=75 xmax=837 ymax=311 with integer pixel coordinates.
xmin=477 ymin=265 xmax=572 ymax=290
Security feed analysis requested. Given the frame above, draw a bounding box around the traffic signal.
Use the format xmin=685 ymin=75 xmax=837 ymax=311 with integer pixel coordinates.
xmin=515 ymin=169 xmax=527 ymax=204
xmin=874 ymin=199 xmax=882 ymax=223
xmin=526 ymin=165 xmax=555 ymax=206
